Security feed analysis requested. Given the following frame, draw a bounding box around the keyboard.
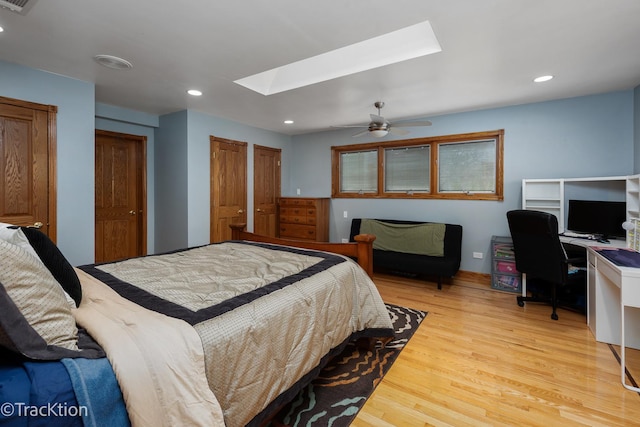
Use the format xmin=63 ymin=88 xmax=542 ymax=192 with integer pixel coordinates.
xmin=562 ymin=231 xmax=596 ymax=239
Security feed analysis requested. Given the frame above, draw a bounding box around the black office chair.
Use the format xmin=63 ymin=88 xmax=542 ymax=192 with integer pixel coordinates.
xmin=506 ymin=210 xmax=586 ymax=320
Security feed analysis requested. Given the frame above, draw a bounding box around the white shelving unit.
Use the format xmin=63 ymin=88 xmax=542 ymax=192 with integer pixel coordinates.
xmin=522 ymin=174 xmax=640 ymax=238
xmin=626 ymin=175 xmax=640 ymax=220
xmin=522 ymin=179 xmax=564 ymax=229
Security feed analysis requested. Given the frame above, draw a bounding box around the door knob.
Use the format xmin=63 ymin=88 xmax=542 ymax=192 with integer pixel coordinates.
xmin=129 ymin=210 xmax=136 ymax=215
xmin=27 ymin=222 xmax=43 ymax=229
xmin=256 ymin=208 xmax=262 ymax=212
xmin=238 ymin=209 xmax=244 ymax=214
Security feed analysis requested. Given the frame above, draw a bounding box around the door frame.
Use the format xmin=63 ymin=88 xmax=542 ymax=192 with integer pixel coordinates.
xmin=253 ymin=144 xmax=281 ymax=236
xmin=0 ymin=95 xmax=57 ymax=240
xmin=210 ymin=136 xmax=248 ymax=242
xmin=94 ymin=129 xmax=147 ymax=260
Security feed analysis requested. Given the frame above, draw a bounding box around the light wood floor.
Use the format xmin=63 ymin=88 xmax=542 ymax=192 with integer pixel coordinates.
xmin=354 ymin=274 xmax=640 ymax=427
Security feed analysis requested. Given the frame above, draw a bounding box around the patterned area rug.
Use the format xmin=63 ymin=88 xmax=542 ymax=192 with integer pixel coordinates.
xmin=271 ymin=303 xmax=426 ymax=427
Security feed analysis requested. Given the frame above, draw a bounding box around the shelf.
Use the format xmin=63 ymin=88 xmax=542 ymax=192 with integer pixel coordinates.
xmin=523 ymin=174 xmax=640 ymax=238
xmin=524 ymin=203 xmax=561 ymax=209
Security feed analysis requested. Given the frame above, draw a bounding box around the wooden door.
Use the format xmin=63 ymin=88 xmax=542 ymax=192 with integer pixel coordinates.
xmin=253 ymin=145 xmax=281 ymax=237
xmin=95 ymin=130 xmax=147 ymax=262
xmin=210 ymin=136 xmax=247 ymax=242
xmin=0 ymin=96 xmax=57 ymax=239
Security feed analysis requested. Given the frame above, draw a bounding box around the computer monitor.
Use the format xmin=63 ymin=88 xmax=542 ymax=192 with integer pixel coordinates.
xmin=567 ymin=199 xmax=626 ymax=239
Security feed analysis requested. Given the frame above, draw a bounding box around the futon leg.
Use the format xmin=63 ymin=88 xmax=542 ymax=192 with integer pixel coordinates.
xmin=437 ymin=276 xmax=442 ymax=290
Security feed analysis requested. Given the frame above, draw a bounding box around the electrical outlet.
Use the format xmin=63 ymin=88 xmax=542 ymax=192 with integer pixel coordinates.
xmin=296 ymin=188 xmax=301 ymax=195
xmin=473 ymin=252 xmax=483 ymax=259
xmin=341 ymin=238 xmax=349 ymax=243
xmin=343 ymin=211 xmax=348 ymax=218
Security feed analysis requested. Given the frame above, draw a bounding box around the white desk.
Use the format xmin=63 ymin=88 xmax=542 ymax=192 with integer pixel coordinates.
xmin=558 ymin=237 xmax=640 ymax=392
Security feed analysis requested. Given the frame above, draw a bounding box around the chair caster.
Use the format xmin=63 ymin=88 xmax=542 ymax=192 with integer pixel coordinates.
xmin=517 ymin=297 xmax=524 ymax=307
xmin=551 ymin=312 xmax=558 ymax=320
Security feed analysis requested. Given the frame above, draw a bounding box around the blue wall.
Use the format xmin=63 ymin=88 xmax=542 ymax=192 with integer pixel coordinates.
xmin=154 ymin=110 xmax=189 ymax=253
xmin=1 ymin=58 xmax=638 ymax=275
xmin=289 ymin=91 xmax=635 ymax=274
xmin=184 ymin=110 xmax=292 ymax=247
xmin=153 ymin=110 xmax=292 ymax=251
xmin=0 ymin=60 xmax=95 ymax=265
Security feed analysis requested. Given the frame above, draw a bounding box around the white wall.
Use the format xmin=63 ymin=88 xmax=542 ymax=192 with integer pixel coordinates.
xmin=289 ymin=91 xmax=635 ymax=274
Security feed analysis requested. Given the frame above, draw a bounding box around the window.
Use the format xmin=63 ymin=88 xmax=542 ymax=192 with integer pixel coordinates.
xmin=438 ymin=139 xmax=496 ymax=194
xmin=384 ymin=146 xmax=430 ymax=193
xmin=331 ymin=130 xmax=504 ymax=200
xmin=340 ymin=150 xmax=378 ymax=193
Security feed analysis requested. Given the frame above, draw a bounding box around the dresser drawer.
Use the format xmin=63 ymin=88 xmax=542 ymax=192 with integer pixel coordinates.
xmin=280 ymin=214 xmax=307 ymax=224
xmin=279 ymin=198 xmax=316 ymax=207
xmin=281 ymin=215 xmax=316 ymax=225
xmin=280 ymin=207 xmax=307 ymax=216
xmin=279 ymin=224 xmax=317 ymax=240
xmin=279 ymin=207 xmax=293 ymax=216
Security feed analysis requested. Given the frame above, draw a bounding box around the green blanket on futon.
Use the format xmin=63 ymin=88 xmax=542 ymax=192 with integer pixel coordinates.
xmin=360 ymin=219 xmax=446 ymax=257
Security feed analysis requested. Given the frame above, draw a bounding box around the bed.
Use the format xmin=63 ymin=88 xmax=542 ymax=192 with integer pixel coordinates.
xmin=0 ymin=222 xmax=393 ymax=427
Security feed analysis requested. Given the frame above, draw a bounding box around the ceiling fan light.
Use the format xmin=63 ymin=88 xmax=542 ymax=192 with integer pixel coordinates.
xmin=370 ymin=129 xmax=389 ymax=137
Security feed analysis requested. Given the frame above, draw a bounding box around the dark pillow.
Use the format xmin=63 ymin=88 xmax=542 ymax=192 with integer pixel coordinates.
xmin=15 ymin=227 xmax=82 ymax=307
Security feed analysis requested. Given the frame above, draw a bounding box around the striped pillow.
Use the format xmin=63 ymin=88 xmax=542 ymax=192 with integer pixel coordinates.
xmin=0 ymin=239 xmax=81 ymax=359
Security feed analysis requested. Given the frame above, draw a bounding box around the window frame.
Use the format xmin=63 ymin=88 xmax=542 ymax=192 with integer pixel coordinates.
xmin=331 ymin=129 xmax=504 ymax=201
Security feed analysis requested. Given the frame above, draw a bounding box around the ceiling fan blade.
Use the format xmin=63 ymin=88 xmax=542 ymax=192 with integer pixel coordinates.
xmin=389 ymin=127 xmax=410 ymax=136
xmin=352 ymin=129 xmax=371 ymax=137
xmin=392 ymin=120 xmax=432 ymax=128
xmin=370 ymin=114 xmax=386 ymax=124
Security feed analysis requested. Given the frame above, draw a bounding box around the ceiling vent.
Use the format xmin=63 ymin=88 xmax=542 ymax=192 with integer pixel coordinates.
xmin=0 ymin=0 xmax=38 ymax=15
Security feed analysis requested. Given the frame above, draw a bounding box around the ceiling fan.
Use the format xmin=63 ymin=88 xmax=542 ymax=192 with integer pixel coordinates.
xmin=334 ymin=101 xmax=432 ymax=137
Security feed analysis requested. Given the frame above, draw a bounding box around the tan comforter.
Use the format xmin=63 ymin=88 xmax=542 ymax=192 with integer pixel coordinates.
xmin=76 ymin=241 xmax=393 ymax=427
xmin=73 ymin=268 xmax=226 ymax=426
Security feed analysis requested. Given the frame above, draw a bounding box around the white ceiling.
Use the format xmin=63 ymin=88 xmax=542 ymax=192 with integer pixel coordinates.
xmin=0 ymin=0 xmax=639 ymax=136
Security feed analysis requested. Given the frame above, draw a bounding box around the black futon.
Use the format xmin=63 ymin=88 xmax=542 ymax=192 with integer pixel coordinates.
xmin=350 ymin=218 xmax=463 ymax=289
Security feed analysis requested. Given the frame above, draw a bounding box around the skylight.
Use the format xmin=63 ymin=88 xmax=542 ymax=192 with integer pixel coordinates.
xmin=234 ymin=20 xmax=441 ymax=96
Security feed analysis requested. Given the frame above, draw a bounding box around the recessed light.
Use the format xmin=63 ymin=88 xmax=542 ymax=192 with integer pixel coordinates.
xmin=187 ymin=89 xmax=203 ymax=96
xmin=93 ymin=54 xmax=133 ymax=70
xmin=0 ymin=26 xmax=4 ymax=33
xmin=534 ymin=75 xmax=553 ymax=83
xmin=284 ymin=120 xmax=294 ymax=124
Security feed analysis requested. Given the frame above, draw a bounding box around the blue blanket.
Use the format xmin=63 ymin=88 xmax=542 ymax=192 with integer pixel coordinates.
xmin=60 ymin=358 xmax=129 ymax=427
xmin=0 ymin=360 xmax=82 ymax=427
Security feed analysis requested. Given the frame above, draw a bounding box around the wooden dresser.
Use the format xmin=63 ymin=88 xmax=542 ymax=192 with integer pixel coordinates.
xmin=277 ymin=197 xmax=330 ymax=242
